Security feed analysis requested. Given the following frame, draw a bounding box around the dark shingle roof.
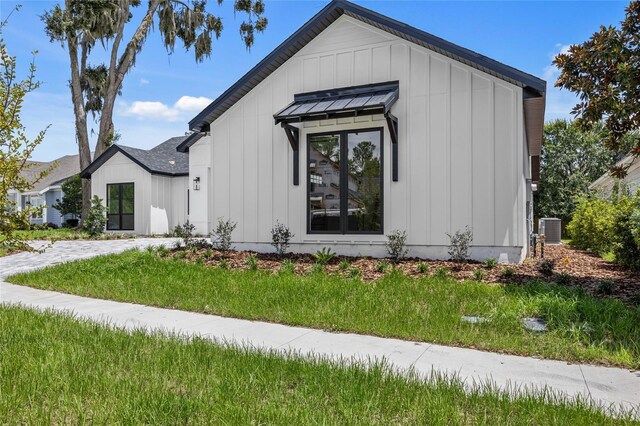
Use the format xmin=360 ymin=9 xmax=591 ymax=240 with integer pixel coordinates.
xmin=187 ymin=0 xmax=546 ymax=134
xmin=80 ymin=136 xmax=189 ymax=178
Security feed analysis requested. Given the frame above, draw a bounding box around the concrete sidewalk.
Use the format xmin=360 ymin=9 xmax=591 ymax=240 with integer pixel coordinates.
xmin=2 ymin=281 xmax=639 ymax=415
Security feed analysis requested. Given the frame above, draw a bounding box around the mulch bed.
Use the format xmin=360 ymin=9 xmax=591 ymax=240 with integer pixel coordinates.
xmin=170 ymin=243 xmax=640 ymax=306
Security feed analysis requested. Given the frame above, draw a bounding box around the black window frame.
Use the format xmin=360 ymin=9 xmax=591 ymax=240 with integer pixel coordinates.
xmin=307 ymin=127 xmax=384 ymax=235
xmin=106 ymin=182 xmax=135 ymax=231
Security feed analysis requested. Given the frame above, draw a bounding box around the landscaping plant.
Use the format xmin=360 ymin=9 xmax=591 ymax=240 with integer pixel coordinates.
xmin=211 ymin=217 xmax=237 ymax=251
xmin=446 ymin=226 xmax=473 ymax=262
xmin=313 ymin=247 xmax=336 ymax=266
xmin=173 ymin=221 xmax=197 ymax=248
xmin=271 ymin=221 xmax=294 ymax=255
xmin=385 ymin=230 xmax=408 ymax=260
xmin=83 ymin=196 xmax=107 ymax=237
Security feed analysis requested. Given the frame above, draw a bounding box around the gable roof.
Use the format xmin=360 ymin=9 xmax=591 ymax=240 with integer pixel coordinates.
xmin=20 ymin=155 xmax=81 ymax=193
xmin=186 ymin=0 xmax=546 ymax=141
xmin=81 ymin=136 xmax=189 ymax=179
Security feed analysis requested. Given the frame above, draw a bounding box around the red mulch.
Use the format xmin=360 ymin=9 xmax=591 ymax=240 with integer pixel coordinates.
xmin=172 ymin=243 xmax=640 ymax=306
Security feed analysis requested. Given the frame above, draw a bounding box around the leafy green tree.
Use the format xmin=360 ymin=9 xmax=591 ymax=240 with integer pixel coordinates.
xmin=43 ymin=0 xmax=268 ymax=219
xmin=553 ymin=1 xmax=640 ymax=177
xmin=534 ymin=120 xmax=633 ymax=231
xmin=0 ymin=8 xmax=50 ymax=248
xmin=52 ymin=175 xmax=83 ymax=221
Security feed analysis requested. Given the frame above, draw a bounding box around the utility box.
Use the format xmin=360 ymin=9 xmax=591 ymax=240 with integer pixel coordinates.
xmin=538 ymin=218 xmax=562 ymax=244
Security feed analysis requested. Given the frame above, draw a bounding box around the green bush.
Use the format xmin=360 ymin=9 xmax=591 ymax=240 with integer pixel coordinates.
xmin=84 ymin=196 xmax=107 ymax=237
xmin=568 ymin=191 xmax=640 ymax=269
xmin=567 ymin=196 xmax=615 ymax=254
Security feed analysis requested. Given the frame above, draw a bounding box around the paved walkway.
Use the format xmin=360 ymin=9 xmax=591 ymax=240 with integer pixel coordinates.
xmin=1 ymin=239 xmax=639 ymax=416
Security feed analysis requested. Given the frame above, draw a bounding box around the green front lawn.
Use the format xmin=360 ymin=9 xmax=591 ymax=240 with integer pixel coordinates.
xmin=9 ymin=250 xmax=640 ymax=369
xmin=1 ymin=306 xmax=631 ymax=424
xmin=13 ymin=228 xmax=91 ymax=240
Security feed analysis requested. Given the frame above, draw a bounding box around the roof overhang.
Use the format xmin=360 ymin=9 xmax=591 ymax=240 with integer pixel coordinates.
xmin=187 ymin=0 xmax=546 ymax=134
xmin=176 ymin=131 xmax=206 ymax=153
xmin=274 ymin=81 xmax=399 ymax=125
xmin=524 ymin=90 xmax=545 ymax=157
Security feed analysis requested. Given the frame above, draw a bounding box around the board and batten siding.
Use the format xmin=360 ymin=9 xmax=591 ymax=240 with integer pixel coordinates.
xmin=190 ymin=15 xmax=529 ymax=262
xmin=91 ymin=151 xmax=188 ymax=235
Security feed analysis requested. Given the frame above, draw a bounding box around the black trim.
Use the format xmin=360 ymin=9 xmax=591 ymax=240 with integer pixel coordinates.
xmin=385 ymin=113 xmax=399 ymax=182
xmin=307 ymin=127 xmax=384 ymax=235
xmin=282 ymin=123 xmax=300 ymax=185
xmin=106 ymin=182 xmax=135 ymax=231
xmin=80 ymin=145 xmax=189 ymax=178
xmin=188 ymin=0 xmax=545 ymax=135
xmin=176 ymin=131 xmax=205 ymax=153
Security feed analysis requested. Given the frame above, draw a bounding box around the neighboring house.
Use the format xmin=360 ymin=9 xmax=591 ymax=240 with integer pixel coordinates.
xmin=9 ymin=155 xmax=81 ymax=227
xmin=81 ymin=137 xmax=189 ymax=235
xmin=590 ymin=154 xmax=640 ymax=197
xmin=176 ymin=0 xmax=545 ymax=262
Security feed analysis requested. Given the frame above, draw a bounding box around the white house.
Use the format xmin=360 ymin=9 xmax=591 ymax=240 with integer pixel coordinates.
xmin=10 ymin=154 xmax=81 ymax=227
xmin=175 ymin=0 xmax=545 ymax=263
xmin=81 ymin=137 xmax=189 ymax=235
xmin=590 ymin=153 xmax=640 ymax=197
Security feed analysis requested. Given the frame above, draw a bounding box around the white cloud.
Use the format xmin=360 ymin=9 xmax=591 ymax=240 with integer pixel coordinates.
xmin=118 ymin=95 xmax=213 ymax=122
xmin=139 ymin=78 xmax=150 ymax=85
xmin=174 ymin=96 xmax=212 ymax=111
xmin=542 ymin=44 xmax=572 ymax=83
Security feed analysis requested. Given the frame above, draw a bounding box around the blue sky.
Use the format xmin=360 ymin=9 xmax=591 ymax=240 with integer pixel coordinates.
xmin=0 ymin=0 xmax=629 ymax=161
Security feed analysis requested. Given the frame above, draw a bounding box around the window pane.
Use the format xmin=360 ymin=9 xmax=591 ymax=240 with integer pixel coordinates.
xmin=107 ymin=185 xmax=120 ymax=215
xmin=121 ymin=214 xmax=134 ymax=230
xmin=309 ymin=134 xmax=341 ymax=232
xmin=121 ymin=183 xmax=134 ymax=214
xmin=107 ymin=214 xmax=120 ymax=230
xmin=347 ymin=131 xmax=382 ymax=232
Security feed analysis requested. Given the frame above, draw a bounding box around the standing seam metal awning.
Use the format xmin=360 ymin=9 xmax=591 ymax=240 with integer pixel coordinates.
xmin=274 ymin=81 xmax=399 ymax=124
xmin=274 ymin=81 xmax=400 ymax=186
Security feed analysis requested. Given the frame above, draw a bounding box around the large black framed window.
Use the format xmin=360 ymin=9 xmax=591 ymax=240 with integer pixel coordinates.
xmin=107 ymin=183 xmax=134 ymax=231
xmin=307 ymin=128 xmax=383 ymax=234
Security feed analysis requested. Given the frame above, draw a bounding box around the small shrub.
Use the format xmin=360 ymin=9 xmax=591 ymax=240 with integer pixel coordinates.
xmin=211 ymin=217 xmax=237 ymax=251
xmin=556 ymin=273 xmax=571 ymax=285
xmin=348 ymin=267 xmax=360 ymax=279
xmin=376 ymin=261 xmax=390 ymax=273
xmin=245 ymin=254 xmax=258 ymax=271
xmin=280 ymin=259 xmax=295 ymax=274
xmin=313 ymin=247 xmax=336 ymax=266
xmin=597 ymin=280 xmax=614 ymax=295
xmin=473 ymin=268 xmax=485 ymax=281
xmin=484 ymin=257 xmax=497 ymax=269
xmin=157 ymin=245 xmax=169 ymax=257
xmin=385 ymin=230 xmax=408 ymax=260
xmin=338 ymin=259 xmax=350 ymax=271
xmin=173 ymin=221 xmax=197 ymax=248
xmin=174 ymin=251 xmax=187 ymax=259
xmin=310 ymin=263 xmax=324 ymax=274
xmin=434 ymin=267 xmax=449 ymax=280
xmin=502 ymin=267 xmax=515 ymax=279
xmin=144 ymin=245 xmax=156 ymax=254
xmin=446 ymin=226 xmax=473 ymax=262
xmin=567 ymin=196 xmax=616 ymax=254
xmin=218 ymin=259 xmax=229 ymax=269
xmin=416 ymin=262 xmax=429 ymax=274
xmin=203 ymin=248 xmax=213 ymax=258
xmin=271 ymin=221 xmax=294 ymax=255
xmin=537 ymin=259 xmax=555 ymax=276
xmin=84 ymin=196 xmax=108 ymax=237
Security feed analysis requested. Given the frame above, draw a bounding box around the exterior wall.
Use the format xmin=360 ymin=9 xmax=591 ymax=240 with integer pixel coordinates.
xmin=196 ymin=15 xmax=527 ymax=262
xmin=591 ymin=157 xmax=640 ymax=197
xmin=44 ymin=189 xmax=64 ymax=227
xmin=188 ymin=136 xmax=212 ymax=233
xmin=150 ymin=175 xmax=189 ymax=234
xmin=91 ymin=152 xmax=152 ymax=234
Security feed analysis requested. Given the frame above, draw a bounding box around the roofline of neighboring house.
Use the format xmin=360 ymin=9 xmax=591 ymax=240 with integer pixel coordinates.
xmin=589 ymin=153 xmax=639 ymax=190
xmin=183 ymin=0 xmax=546 ymax=152
xmin=80 ymin=144 xmax=189 ymax=179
